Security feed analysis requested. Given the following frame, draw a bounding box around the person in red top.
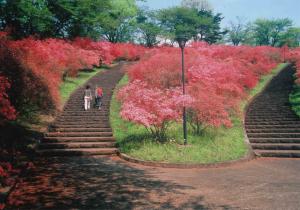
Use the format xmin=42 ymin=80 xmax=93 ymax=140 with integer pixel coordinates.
xmin=95 ymin=86 xmax=103 ymax=109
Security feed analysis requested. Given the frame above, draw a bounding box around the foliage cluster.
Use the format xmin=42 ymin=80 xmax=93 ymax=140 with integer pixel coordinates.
xmin=117 ymin=43 xmax=283 ymax=140
xmin=226 ymin=18 xmax=300 ymax=47
xmin=0 ymin=0 xmax=138 ymax=41
xmin=0 ymin=33 xmax=146 ymax=123
xmin=0 ymin=75 xmax=16 ymax=122
xmin=286 ymin=47 xmax=300 ymax=116
xmin=287 ymin=48 xmax=300 ymax=83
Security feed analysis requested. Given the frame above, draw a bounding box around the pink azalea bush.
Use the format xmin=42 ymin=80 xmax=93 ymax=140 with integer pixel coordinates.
xmin=118 ymin=42 xmax=282 ymax=138
xmin=118 ymin=80 xmax=193 ymax=140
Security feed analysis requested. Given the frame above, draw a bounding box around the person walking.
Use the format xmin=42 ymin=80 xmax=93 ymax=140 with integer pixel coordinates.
xmin=95 ymin=86 xmax=103 ymax=110
xmin=84 ymin=85 xmax=92 ymax=110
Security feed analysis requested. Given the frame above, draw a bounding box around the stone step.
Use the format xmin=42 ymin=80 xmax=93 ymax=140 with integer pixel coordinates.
xmin=45 ymin=132 xmax=113 ymax=137
xmin=246 ymin=119 xmax=300 ymax=123
xmin=53 ymin=122 xmax=110 ymax=127
xmin=63 ymin=108 xmax=109 ymax=111
xmin=53 ymin=128 xmax=112 ymax=132
xmin=36 ymin=148 xmax=118 ymax=156
xmin=60 ymin=114 xmax=109 ymax=118
xmin=43 ymin=136 xmax=115 ymax=143
xmin=63 ymin=107 xmax=110 ymax=110
xmin=246 ymin=121 xmax=300 ymax=125
xmin=248 ymin=108 xmax=292 ymax=111
xmin=245 ymin=124 xmax=300 ymax=129
xmin=250 ymin=138 xmax=300 ymax=144
xmin=246 ymin=115 xmax=297 ymax=118
xmin=55 ymin=119 xmax=109 ymax=124
xmin=254 ymin=149 xmax=300 ymax=158
xmin=64 ymin=102 xmax=110 ymax=105
xmin=63 ymin=108 xmax=110 ymax=111
xmin=52 ymin=124 xmax=110 ymax=128
xmin=38 ymin=142 xmax=116 ymax=149
xmin=61 ymin=112 xmax=110 ymax=116
xmin=250 ymin=106 xmax=291 ymax=109
xmin=246 ymin=128 xmax=300 ymax=133
xmin=246 ymin=116 xmax=299 ymax=120
xmin=247 ymin=133 xmax=300 ymax=138
xmin=247 ymin=112 xmax=295 ymax=116
xmin=252 ymin=143 xmax=300 ymax=150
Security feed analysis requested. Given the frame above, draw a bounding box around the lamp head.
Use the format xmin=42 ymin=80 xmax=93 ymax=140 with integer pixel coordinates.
xmin=176 ymin=36 xmax=188 ymax=49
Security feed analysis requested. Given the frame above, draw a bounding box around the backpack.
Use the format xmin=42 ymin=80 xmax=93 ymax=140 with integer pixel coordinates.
xmin=97 ymin=88 xmax=103 ymax=97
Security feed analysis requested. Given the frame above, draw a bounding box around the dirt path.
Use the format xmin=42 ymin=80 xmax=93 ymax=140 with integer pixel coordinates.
xmin=6 ymin=157 xmax=300 ymax=210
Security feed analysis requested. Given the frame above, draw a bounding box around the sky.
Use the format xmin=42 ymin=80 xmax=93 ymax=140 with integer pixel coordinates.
xmin=138 ymin=0 xmax=300 ymax=28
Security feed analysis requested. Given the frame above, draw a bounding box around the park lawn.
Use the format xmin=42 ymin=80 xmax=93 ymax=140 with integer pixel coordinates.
xmin=110 ymin=63 xmax=288 ymax=164
xmin=60 ymin=67 xmax=105 ymax=103
xmin=290 ymin=84 xmax=300 ymax=117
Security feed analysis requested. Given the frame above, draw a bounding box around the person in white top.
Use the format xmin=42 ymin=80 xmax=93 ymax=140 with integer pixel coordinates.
xmin=83 ymin=85 xmax=92 ymax=110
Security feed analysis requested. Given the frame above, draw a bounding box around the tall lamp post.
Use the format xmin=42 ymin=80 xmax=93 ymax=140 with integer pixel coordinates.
xmin=177 ymin=36 xmax=188 ymax=145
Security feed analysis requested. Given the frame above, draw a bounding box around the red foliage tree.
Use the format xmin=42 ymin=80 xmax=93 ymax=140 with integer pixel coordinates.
xmin=118 ymin=80 xmax=193 ymax=140
xmin=118 ymin=43 xmax=282 ymax=138
xmin=0 ymin=32 xmax=148 ymax=118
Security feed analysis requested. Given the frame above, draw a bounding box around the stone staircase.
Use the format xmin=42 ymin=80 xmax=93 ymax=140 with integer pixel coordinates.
xmin=37 ymin=63 xmax=125 ymax=156
xmin=245 ymin=65 xmax=300 ymax=158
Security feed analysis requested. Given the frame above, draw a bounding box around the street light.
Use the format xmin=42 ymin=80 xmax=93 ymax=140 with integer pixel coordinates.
xmin=176 ymin=36 xmax=188 ymax=145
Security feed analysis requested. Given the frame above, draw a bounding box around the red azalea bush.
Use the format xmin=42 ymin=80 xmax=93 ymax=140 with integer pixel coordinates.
xmin=0 ymin=33 xmax=147 ymax=117
xmin=285 ymin=47 xmax=300 ymax=84
xmin=72 ymin=38 xmax=115 ymax=65
xmin=118 ymin=42 xmax=282 ymax=137
xmin=73 ymin=38 xmax=147 ymax=64
xmin=0 ymin=75 xmax=16 ymax=123
xmin=111 ymin=43 xmax=146 ymax=61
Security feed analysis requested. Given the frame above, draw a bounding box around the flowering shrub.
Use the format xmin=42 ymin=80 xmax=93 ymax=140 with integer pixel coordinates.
xmin=111 ymin=43 xmax=146 ymax=61
xmin=118 ymin=42 xmax=282 ymax=138
xmin=285 ymin=47 xmax=300 ymax=84
xmin=118 ymin=80 xmax=193 ymax=140
xmin=72 ymin=38 xmax=114 ymax=65
xmin=0 ymin=32 xmax=147 ymax=117
xmin=0 ymin=75 xmax=16 ymax=123
xmin=73 ymin=38 xmax=147 ymax=64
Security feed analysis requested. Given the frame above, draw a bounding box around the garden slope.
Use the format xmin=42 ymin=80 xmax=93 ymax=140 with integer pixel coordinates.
xmin=37 ymin=62 xmax=126 ymax=156
xmin=246 ymin=65 xmax=300 ymax=157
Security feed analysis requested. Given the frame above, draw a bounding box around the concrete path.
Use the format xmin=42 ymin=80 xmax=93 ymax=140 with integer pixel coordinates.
xmin=6 ymin=157 xmax=300 ymax=210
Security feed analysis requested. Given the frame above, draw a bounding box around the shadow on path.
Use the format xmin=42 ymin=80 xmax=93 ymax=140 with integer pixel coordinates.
xmin=6 ymin=157 xmax=233 ymax=210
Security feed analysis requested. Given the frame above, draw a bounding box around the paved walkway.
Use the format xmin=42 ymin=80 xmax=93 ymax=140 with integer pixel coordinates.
xmin=7 ymin=157 xmax=300 ymax=210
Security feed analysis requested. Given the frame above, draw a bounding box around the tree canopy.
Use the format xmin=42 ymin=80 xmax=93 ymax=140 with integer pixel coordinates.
xmin=0 ymin=0 xmax=138 ymax=41
xmin=158 ymin=4 xmax=225 ymax=44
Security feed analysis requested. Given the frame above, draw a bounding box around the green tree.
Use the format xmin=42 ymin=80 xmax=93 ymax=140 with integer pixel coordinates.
xmin=0 ymin=0 xmax=112 ymax=39
xmin=158 ymin=7 xmax=200 ymax=41
xmin=279 ymin=27 xmax=300 ymax=47
xmin=225 ymin=17 xmax=251 ymax=46
xmin=194 ymin=9 xmax=226 ymax=43
xmin=0 ymin=0 xmax=54 ymax=39
xmin=100 ymin=0 xmax=139 ymax=43
xmin=47 ymin=0 xmax=111 ymax=39
xmin=181 ymin=0 xmax=212 ymax=11
xmin=252 ymin=18 xmax=293 ymax=46
xmin=136 ymin=9 xmax=161 ymax=47
xmin=181 ymin=0 xmax=226 ymax=44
